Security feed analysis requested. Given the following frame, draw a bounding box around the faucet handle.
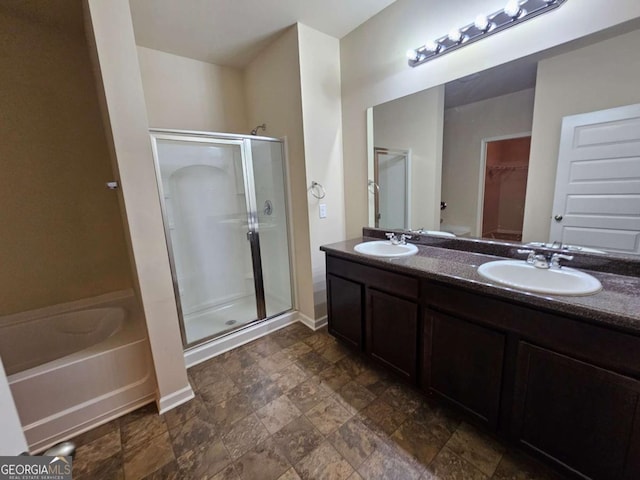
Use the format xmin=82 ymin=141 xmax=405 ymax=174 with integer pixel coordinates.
xmin=516 ymin=249 xmax=536 ymax=263
xmin=385 ymin=232 xmax=399 ymax=244
xmin=400 ymin=234 xmax=412 ymax=244
xmin=550 ymin=253 xmax=574 ymax=269
xmin=517 ymin=249 xmax=549 ymax=267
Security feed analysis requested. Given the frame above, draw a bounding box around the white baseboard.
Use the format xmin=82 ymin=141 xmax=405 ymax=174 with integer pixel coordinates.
xmin=158 ymin=385 xmax=195 ymax=415
xmin=299 ymin=313 xmax=328 ymax=331
xmin=184 ymin=310 xmax=299 ymax=369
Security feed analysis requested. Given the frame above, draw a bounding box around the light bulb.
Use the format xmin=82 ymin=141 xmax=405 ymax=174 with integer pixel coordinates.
xmin=474 ymin=14 xmax=490 ymax=31
xmin=424 ymin=40 xmax=440 ymax=53
xmin=448 ymin=28 xmax=462 ymax=43
xmin=504 ymin=0 xmax=522 ymax=18
xmin=406 ymin=49 xmax=419 ymax=61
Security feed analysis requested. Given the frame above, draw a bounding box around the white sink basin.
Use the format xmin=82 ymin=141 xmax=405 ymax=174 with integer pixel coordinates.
xmin=477 ymin=260 xmax=602 ymax=296
xmin=354 ymin=241 xmax=418 ymax=258
xmin=419 ymin=230 xmax=456 ymax=238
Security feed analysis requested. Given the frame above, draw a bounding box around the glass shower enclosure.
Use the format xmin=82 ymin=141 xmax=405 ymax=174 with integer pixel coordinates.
xmin=150 ymin=130 xmax=293 ymax=348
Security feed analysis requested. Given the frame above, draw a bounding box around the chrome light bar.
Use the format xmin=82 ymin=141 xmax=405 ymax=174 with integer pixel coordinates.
xmin=407 ymin=0 xmax=568 ymax=67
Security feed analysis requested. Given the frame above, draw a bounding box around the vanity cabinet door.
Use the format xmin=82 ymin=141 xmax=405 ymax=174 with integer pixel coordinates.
xmin=425 ymin=310 xmax=506 ymax=429
xmin=366 ymin=288 xmax=418 ymax=382
xmin=512 ymin=342 xmax=640 ymax=480
xmin=327 ymin=274 xmax=364 ymax=349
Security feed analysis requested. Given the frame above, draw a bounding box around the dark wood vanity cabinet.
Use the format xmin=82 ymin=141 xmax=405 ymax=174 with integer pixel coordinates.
xmin=326 ymin=274 xmax=363 ymax=349
xmin=511 ymin=342 xmax=640 ymax=480
xmin=324 ymin=252 xmax=640 ymax=479
xmin=366 ymin=289 xmax=418 ymax=381
xmin=326 ymin=255 xmax=419 ymax=379
xmin=424 ymin=310 xmax=506 ymax=428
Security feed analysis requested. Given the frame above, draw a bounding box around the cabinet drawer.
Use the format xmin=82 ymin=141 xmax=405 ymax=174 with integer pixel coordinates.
xmin=327 ymin=255 xmax=418 ymax=299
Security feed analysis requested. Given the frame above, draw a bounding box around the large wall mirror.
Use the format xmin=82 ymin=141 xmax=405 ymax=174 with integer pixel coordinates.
xmin=367 ymin=21 xmax=640 ymax=256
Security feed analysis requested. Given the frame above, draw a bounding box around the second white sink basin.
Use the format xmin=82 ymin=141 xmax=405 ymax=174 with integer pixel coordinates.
xmin=477 ymin=260 xmax=602 ymax=296
xmin=354 ymin=240 xmax=418 ymax=258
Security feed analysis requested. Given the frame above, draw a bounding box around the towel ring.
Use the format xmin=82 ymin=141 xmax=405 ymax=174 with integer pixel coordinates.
xmin=309 ymin=181 xmax=326 ymax=199
xmin=368 ymin=180 xmax=380 ymax=195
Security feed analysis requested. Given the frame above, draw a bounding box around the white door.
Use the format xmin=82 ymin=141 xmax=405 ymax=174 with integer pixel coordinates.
xmin=550 ymin=103 xmax=640 ymax=255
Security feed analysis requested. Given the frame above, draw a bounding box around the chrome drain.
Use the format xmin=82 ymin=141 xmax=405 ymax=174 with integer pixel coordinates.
xmin=225 ymin=320 xmax=237 ymax=326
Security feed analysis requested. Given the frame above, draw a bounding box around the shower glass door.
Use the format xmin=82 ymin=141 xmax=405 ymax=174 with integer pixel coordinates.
xmin=151 ymin=132 xmax=293 ymax=347
xmin=250 ymin=139 xmax=293 ymax=318
xmin=154 ymin=135 xmax=259 ymax=345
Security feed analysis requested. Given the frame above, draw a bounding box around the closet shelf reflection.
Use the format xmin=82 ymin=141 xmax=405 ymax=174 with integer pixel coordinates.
xmin=487 ymin=164 xmax=528 ymax=171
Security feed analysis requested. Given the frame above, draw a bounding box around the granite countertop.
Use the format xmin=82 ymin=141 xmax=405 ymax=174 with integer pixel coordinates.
xmin=321 ymin=237 xmax=640 ymax=335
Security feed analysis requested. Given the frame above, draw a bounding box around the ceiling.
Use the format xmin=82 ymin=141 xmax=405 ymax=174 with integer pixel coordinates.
xmin=129 ymin=0 xmax=397 ymax=68
xmin=445 ymin=56 xmax=538 ymax=109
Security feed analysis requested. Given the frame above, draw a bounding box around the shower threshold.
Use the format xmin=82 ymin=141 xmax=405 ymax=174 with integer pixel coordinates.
xmin=184 ymin=294 xmax=290 ymax=346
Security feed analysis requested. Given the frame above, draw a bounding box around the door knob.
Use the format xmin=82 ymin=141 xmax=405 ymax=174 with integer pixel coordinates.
xmin=554 ymin=215 xmax=563 ymax=222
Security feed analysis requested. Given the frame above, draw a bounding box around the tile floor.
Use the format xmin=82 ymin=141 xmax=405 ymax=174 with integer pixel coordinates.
xmin=70 ymin=323 xmax=567 ymax=480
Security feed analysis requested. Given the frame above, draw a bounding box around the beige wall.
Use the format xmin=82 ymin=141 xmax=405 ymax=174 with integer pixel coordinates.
xmin=373 ymin=87 xmax=444 ymax=231
xmin=523 ymin=28 xmax=640 ymax=242
xmin=86 ymin=0 xmax=191 ymax=410
xmin=442 ymin=88 xmax=535 ymax=236
xmin=137 ymin=46 xmax=248 ymax=133
xmin=341 ymin=0 xmax=640 ymax=238
xmin=297 ymin=24 xmax=345 ymax=319
xmin=244 ymin=26 xmax=315 ymax=320
xmin=0 ymin=9 xmax=132 ymax=315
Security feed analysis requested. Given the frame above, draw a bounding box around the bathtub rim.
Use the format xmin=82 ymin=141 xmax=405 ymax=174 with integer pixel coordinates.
xmin=0 ymin=289 xmax=135 ymax=328
xmin=5 ymin=290 xmax=146 ymax=382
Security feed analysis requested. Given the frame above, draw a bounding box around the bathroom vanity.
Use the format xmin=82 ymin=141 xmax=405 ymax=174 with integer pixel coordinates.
xmin=321 ymin=233 xmax=640 ymax=480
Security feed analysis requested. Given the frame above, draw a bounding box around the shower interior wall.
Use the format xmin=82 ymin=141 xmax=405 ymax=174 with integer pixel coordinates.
xmin=159 ymin=143 xmax=254 ymax=319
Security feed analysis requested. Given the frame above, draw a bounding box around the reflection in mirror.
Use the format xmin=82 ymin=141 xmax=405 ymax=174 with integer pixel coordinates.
xmin=479 ymin=134 xmax=531 ymax=242
xmin=373 ymin=147 xmax=410 ymax=229
xmin=368 ymin=23 xmax=640 ymax=256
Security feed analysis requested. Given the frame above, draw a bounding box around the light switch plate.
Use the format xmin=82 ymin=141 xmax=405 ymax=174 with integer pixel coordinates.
xmin=319 ymin=203 xmax=327 ymax=219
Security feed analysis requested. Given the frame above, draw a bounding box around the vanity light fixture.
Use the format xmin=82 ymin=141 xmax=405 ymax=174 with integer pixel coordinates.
xmin=474 ymin=14 xmax=491 ymax=33
xmin=407 ymin=0 xmax=567 ymax=67
xmin=448 ymin=28 xmax=463 ymax=44
xmin=504 ymin=0 xmax=524 ymax=19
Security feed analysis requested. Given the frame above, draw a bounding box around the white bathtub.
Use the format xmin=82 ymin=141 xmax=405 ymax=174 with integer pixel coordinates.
xmin=1 ymin=291 xmax=156 ymax=452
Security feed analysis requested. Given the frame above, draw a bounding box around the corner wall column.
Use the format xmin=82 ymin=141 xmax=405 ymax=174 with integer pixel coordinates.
xmin=84 ymin=0 xmax=193 ymax=412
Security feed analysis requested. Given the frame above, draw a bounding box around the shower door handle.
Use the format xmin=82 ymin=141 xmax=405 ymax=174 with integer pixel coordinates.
xmin=246 ymin=231 xmax=253 ymax=241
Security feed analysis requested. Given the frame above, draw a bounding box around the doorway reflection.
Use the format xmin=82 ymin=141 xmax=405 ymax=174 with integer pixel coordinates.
xmin=481 ymin=136 xmax=531 ymax=241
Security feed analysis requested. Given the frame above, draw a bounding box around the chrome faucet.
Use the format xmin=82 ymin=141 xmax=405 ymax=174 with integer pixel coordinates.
xmin=518 ymin=249 xmax=551 ymax=269
xmin=385 ymin=233 xmax=412 ymax=245
xmin=517 ymin=249 xmax=573 ymax=269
